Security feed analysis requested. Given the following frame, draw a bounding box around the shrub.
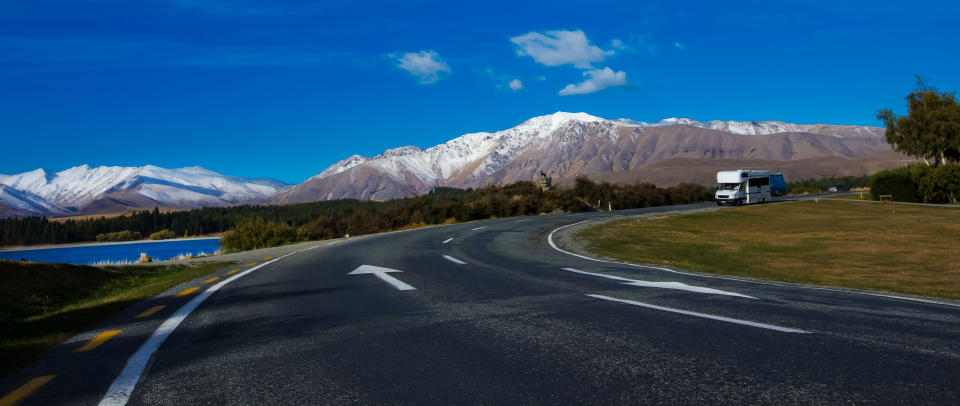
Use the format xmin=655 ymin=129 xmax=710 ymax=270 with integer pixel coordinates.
xmin=916 ymin=163 xmax=960 ymax=204
xmin=148 ymin=229 xmax=177 ymax=240
xmin=220 ymin=217 xmax=301 ymax=251
xmin=95 ymin=230 xmax=141 ymax=242
xmin=870 ymin=166 xmax=920 ymax=202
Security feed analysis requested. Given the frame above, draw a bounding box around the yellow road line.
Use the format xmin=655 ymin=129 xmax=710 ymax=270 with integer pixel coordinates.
xmin=0 ymin=375 xmax=55 ymax=406
xmin=134 ymin=305 xmax=167 ymax=319
xmin=245 ymin=262 xmax=257 ymax=267
xmin=175 ymin=287 xmax=199 ymax=297
xmin=225 ymin=269 xmax=240 ymax=275
xmin=203 ymin=277 xmax=220 ymax=284
xmin=263 ymin=256 xmax=273 ymax=260
xmin=74 ymin=330 xmax=121 ymax=353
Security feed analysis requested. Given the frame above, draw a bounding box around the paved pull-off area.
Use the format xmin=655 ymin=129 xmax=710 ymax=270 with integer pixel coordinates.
xmin=2 ymin=201 xmax=960 ymax=405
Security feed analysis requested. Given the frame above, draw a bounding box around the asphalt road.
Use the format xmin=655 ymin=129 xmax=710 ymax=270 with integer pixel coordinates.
xmin=3 ymin=200 xmax=960 ymax=405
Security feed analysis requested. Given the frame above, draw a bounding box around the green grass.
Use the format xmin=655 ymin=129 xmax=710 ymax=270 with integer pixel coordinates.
xmin=0 ymin=260 xmax=231 ymax=377
xmin=576 ymin=200 xmax=960 ymax=300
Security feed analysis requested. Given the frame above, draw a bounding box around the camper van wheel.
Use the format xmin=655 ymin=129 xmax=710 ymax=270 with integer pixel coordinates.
xmin=737 ymin=198 xmax=743 ymax=206
xmin=716 ymin=201 xmax=722 ymax=206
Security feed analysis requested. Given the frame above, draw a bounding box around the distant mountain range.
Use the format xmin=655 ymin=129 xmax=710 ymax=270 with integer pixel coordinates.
xmin=0 ymin=165 xmax=290 ymax=218
xmin=1 ymin=112 xmax=913 ymax=218
xmin=270 ymin=112 xmax=907 ymax=204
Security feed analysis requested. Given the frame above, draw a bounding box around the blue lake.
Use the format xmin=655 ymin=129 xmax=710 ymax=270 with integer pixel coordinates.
xmin=0 ymin=238 xmax=221 ymax=265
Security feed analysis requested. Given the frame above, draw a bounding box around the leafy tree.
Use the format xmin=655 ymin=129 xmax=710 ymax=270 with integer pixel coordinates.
xmin=877 ymin=76 xmax=960 ymax=166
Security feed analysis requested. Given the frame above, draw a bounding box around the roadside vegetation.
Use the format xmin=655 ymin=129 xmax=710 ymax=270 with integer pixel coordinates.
xmin=0 ymin=260 xmax=229 ymax=377
xmin=148 ymin=229 xmax=177 ymax=240
xmin=786 ymin=174 xmax=871 ymax=195
xmin=94 ymin=230 xmax=141 ymax=242
xmin=220 ymin=179 xmax=713 ymax=250
xmin=577 ymin=200 xmax=960 ymax=299
xmin=872 ymin=76 xmax=960 ymax=203
xmin=1 ymin=179 xmax=714 ymax=249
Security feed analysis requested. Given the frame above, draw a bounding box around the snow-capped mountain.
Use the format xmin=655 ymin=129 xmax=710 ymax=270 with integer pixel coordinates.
xmin=0 ymin=165 xmax=291 ymax=217
xmin=0 ymin=185 xmax=72 ymax=218
xmin=272 ymin=112 xmax=892 ymax=203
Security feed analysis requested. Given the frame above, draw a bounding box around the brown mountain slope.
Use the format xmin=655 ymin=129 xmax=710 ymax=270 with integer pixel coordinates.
xmin=277 ymin=116 xmax=897 ymax=204
xmin=456 ymin=124 xmax=893 ymax=188
xmin=563 ymin=150 xmax=915 ymax=187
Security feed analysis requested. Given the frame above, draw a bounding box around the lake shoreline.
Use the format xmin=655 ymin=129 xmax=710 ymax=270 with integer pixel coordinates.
xmin=0 ymin=236 xmax=221 ymax=252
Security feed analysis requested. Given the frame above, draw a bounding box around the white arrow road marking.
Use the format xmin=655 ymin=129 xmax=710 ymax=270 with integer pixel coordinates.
xmin=442 ymin=238 xmax=454 ymax=244
xmin=587 ymin=294 xmax=808 ymax=334
xmin=562 ymin=268 xmax=755 ymax=299
xmin=472 ymin=226 xmax=486 ymax=231
xmin=442 ymin=255 xmax=467 ymax=265
xmin=348 ymin=265 xmax=416 ymax=291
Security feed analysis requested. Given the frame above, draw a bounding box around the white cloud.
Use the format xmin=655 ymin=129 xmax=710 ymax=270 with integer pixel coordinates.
xmin=558 ymin=67 xmax=627 ymax=96
xmin=611 ymin=39 xmax=626 ymax=50
xmin=508 ymin=78 xmax=523 ymax=91
xmin=510 ymin=29 xmax=613 ymax=69
xmin=674 ymin=41 xmax=686 ymax=51
xmin=391 ymin=50 xmax=451 ymax=84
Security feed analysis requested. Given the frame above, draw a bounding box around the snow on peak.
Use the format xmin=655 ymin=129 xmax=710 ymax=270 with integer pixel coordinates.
xmin=0 ymin=164 xmax=291 ymax=209
xmin=312 ymin=154 xmax=371 ymax=180
xmin=0 ymin=184 xmax=72 ymax=217
xmin=308 ymin=111 xmax=885 ymax=191
xmin=375 ymin=146 xmax=424 ymax=158
xmin=517 ymin=111 xmax=607 ymax=136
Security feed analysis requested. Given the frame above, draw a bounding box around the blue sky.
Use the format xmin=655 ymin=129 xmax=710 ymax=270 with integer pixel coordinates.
xmin=2 ymin=0 xmax=958 ymax=183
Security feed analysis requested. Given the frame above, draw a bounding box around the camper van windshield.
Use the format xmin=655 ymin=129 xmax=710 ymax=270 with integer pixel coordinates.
xmin=719 ymin=183 xmax=740 ymax=190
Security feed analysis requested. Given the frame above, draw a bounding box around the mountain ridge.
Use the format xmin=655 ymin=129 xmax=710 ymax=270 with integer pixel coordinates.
xmin=271 ymin=112 xmax=892 ymax=203
xmin=0 ymin=165 xmax=291 ymax=218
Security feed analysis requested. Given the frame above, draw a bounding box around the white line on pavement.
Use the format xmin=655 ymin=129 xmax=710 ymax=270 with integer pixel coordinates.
xmin=443 ymin=255 xmax=467 ymax=265
xmin=472 ymin=226 xmax=487 ymax=231
xmin=442 ymin=238 xmax=454 ymax=244
xmin=586 ymin=294 xmax=809 ymax=334
xmin=548 ymin=220 xmax=960 ymax=309
xmin=562 ymin=268 xmax=755 ymax=299
xmin=99 ymin=252 xmax=297 ymax=406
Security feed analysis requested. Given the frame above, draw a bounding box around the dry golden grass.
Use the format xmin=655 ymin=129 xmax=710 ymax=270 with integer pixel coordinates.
xmin=577 ymin=200 xmax=960 ymax=299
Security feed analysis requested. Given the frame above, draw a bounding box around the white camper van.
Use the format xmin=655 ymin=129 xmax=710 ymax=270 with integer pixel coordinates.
xmin=715 ymin=170 xmax=771 ymax=206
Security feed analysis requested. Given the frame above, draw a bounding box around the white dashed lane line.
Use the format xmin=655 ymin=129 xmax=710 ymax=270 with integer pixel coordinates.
xmin=443 ymin=255 xmax=467 ymax=265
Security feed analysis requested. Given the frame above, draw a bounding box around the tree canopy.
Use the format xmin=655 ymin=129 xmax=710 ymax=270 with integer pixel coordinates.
xmin=877 ymin=76 xmax=960 ymax=166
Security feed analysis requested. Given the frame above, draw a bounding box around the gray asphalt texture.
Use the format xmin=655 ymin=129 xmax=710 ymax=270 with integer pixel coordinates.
xmin=3 ymin=198 xmax=959 ymax=405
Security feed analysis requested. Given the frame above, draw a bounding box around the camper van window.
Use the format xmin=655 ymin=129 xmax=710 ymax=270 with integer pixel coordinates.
xmin=748 ymin=178 xmax=770 ymax=187
xmin=719 ymin=183 xmax=740 ymax=190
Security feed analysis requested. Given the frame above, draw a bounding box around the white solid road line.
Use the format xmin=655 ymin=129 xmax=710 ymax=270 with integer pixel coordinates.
xmin=442 ymin=238 xmax=454 ymax=244
xmin=562 ymin=268 xmax=755 ymax=299
xmin=471 ymin=226 xmax=487 ymax=231
xmin=99 ymin=252 xmax=298 ymax=406
xmin=443 ymin=255 xmax=467 ymax=265
xmin=548 ymin=220 xmax=960 ymax=309
xmin=348 ymin=265 xmax=416 ymax=291
xmin=514 ymin=219 xmax=532 ymax=222
xmin=586 ymin=294 xmax=809 ymax=334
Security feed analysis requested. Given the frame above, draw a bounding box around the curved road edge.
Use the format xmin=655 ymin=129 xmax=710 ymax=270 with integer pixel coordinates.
xmin=547 ymin=208 xmax=960 ymax=309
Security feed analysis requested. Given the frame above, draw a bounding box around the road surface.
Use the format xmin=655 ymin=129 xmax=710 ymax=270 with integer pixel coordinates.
xmin=2 ymin=201 xmax=959 ymax=405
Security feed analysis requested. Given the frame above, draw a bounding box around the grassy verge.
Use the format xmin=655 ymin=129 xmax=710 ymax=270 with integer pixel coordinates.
xmin=576 ymin=200 xmax=960 ymax=299
xmin=0 ymin=260 xmax=230 ymax=377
